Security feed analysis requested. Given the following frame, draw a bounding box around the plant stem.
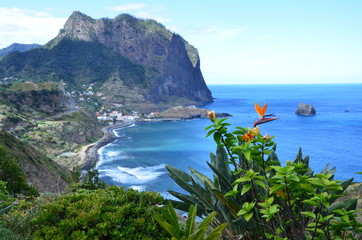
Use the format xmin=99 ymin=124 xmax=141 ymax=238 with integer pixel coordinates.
xmin=311 ymin=210 xmax=321 ymax=240
xmin=220 ymin=134 xmax=239 ymax=171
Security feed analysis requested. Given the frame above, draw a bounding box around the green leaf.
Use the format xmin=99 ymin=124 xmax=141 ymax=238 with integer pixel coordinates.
xmin=240 ymin=184 xmax=251 ymax=196
xmin=244 ymin=212 xmax=254 ymax=221
xmin=185 ymin=205 xmax=197 ymax=236
xmin=153 ymin=214 xmax=180 ymax=239
xmin=254 ymin=180 xmax=267 ymax=189
xmin=189 ymin=168 xmax=215 ymax=190
xmin=198 ymin=212 xmax=216 ymax=229
xmin=204 ymin=223 xmax=227 ymax=240
xmin=301 ymin=211 xmax=316 ymax=219
xmin=205 ymin=129 xmax=217 ymax=138
xmin=244 ymin=151 xmax=251 ymax=161
xmin=213 ymin=131 xmax=221 ymax=143
xmin=302 ymin=199 xmax=319 ymax=207
xmin=204 ymin=125 xmax=214 ymax=131
xmin=213 ymin=190 xmax=241 ymax=218
xmin=269 ymin=184 xmax=284 ymax=194
xmin=328 ymin=198 xmax=358 ymax=214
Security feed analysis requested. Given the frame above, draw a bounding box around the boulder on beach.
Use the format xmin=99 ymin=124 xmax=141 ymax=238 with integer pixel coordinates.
xmin=295 ymin=103 xmax=316 ymax=116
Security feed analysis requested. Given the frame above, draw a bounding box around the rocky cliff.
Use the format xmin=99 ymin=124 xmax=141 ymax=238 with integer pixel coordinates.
xmin=0 ymin=12 xmax=213 ymax=108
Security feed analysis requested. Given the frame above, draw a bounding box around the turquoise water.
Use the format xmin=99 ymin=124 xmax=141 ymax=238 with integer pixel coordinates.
xmin=96 ymin=84 xmax=362 ymax=197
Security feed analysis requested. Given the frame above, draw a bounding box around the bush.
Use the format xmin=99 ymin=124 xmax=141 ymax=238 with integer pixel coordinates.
xmin=29 ymin=186 xmax=168 ymax=239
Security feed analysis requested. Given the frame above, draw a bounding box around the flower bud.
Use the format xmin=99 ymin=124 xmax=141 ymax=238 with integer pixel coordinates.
xmin=263 ymin=134 xmax=271 ymax=140
xmin=251 ymin=127 xmax=260 ymax=135
xmin=207 ymin=110 xmax=216 ymax=122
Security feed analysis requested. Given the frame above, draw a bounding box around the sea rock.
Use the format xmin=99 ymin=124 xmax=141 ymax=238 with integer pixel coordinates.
xmin=295 ymin=103 xmax=316 ymax=116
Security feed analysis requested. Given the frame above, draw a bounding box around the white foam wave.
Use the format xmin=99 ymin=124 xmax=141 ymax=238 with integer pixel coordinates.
xmin=107 ymin=151 xmax=121 ymax=157
xmin=99 ymin=164 xmax=166 ymax=184
xmin=129 ymin=185 xmax=146 ymax=191
xmin=113 ymin=123 xmax=137 ymax=137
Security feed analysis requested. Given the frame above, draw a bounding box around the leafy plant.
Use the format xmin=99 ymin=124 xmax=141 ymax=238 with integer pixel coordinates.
xmin=153 ymin=203 xmax=227 ymax=240
xmin=6 ymin=186 xmax=169 ymax=239
xmin=167 ymin=104 xmax=362 ymax=239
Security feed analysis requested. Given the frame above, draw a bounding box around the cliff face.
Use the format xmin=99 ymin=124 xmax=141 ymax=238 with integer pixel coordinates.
xmin=54 ymin=11 xmax=213 ymax=103
xmin=0 ymin=12 xmax=213 ymax=106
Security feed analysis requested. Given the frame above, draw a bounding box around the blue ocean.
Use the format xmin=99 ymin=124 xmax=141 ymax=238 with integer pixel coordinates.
xmin=96 ymin=84 xmax=362 ymax=197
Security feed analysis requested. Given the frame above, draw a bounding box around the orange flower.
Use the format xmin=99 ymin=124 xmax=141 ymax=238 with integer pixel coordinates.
xmin=253 ymin=102 xmax=279 ymax=127
xmin=242 ymin=131 xmax=255 ymax=142
xmin=255 ymin=103 xmax=268 ymax=119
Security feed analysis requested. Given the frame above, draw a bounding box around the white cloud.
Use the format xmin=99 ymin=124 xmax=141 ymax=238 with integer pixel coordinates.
xmin=106 ymin=3 xmax=169 ymax=23
xmin=0 ymin=8 xmax=66 ymax=48
xmin=106 ymin=3 xmax=148 ymax=11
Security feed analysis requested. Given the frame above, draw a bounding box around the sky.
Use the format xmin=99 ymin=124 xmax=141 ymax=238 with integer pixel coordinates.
xmin=0 ymin=0 xmax=361 ymax=85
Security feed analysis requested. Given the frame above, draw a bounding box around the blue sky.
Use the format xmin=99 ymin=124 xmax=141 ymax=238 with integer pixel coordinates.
xmin=0 ymin=0 xmax=361 ymax=84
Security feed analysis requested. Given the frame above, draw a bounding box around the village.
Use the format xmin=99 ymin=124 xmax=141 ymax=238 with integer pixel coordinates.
xmin=95 ymin=110 xmax=138 ymax=124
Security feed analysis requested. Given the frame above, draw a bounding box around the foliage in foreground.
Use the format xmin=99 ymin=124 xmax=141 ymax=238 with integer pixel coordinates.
xmin=167 ymin=104 xmax=362 ymax=239
xmin=3 ymin=186 xmax=169 ymax=239
xmin=154 ymin=203 xmax=227 ymax=240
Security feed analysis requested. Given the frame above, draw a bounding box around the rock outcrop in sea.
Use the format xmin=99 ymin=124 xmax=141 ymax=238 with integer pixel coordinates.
xmin=295 ymin=103 xmax=316 ymax=116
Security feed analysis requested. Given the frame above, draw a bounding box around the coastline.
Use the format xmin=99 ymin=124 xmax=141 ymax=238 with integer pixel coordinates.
xmin=79 ymin=113 xmax=228 ymax=171
xmin=79 ymin=117 xmax=199 ymax=171
xmin=80 ymin=121 xmax=135 ymax=170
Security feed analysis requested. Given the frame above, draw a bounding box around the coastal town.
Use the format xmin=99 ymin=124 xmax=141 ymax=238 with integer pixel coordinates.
xmin=95 ymin=110 xmax=138 ymax=123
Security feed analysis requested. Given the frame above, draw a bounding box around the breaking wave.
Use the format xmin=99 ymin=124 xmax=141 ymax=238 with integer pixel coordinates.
xmin=98 ymin=164 xmax=166 ymax=185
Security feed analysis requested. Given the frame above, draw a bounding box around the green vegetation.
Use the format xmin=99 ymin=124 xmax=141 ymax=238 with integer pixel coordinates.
xmin=0 ymin=39 xmax=150 ymax=87
xmin=2 ymin=186 xmax=169 ymax=239
xmin=154 ymin=203 xmax=227 ymax=240
xmin=0 ymin=146 xmax=39 ymax=197
xmin=1 ymin=103 xmax=361 ymax=239
xmin=5 ymin=82 xmax=58 ymax=92
xmin=167 ymin=107 xmax=362 ymax=239
xmin=0 ymin=130 xmax=72 ymax=193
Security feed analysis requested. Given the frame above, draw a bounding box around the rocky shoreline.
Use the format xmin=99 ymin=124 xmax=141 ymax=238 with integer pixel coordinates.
xmin=80 ymin=121 xmax=135 ymax=170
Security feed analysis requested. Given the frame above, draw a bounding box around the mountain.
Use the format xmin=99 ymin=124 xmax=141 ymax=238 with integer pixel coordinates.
xmin=0 ymin=12 xmax=213 ymax=110
xmin=0 ymin=130 xmax=72 ymax=193
xmin=0 ymin=43 xmax=41 ymax=58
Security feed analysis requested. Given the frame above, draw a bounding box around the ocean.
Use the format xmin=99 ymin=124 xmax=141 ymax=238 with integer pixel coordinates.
xmin=96 ymin=84 xmax=362 ymax=197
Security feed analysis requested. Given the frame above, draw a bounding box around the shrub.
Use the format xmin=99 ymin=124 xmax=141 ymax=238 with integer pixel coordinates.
xmin=29 ymin=186 xmax=168 ymax=239
xmin=167 ymin=104 xmax=362 ymax=239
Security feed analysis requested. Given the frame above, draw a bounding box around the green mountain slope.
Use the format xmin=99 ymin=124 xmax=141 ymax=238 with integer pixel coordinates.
xmin=0 ymin=130 xmax=72 ymax=193
xmin=0 ymin=43 xmax=41 ymax=58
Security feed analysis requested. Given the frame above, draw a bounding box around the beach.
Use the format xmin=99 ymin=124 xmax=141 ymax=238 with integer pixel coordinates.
xmin=79 ymin=121 xmax=135 ymax=170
